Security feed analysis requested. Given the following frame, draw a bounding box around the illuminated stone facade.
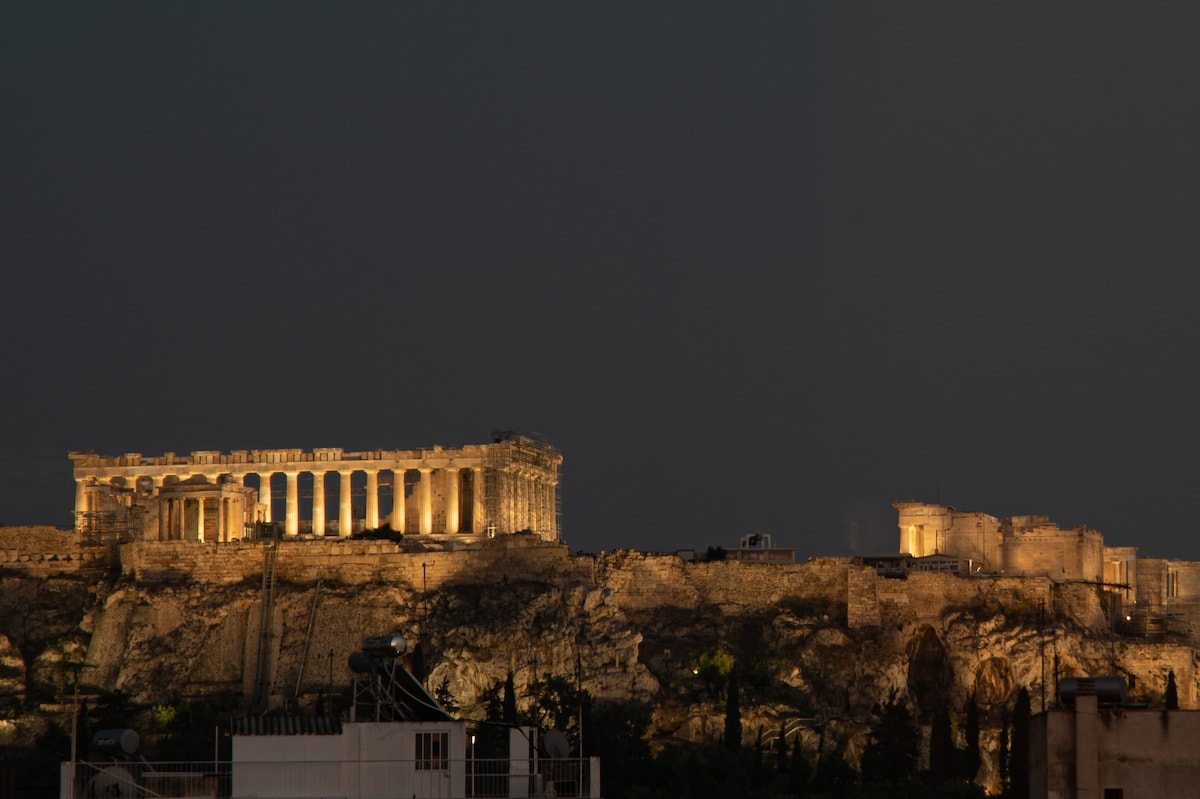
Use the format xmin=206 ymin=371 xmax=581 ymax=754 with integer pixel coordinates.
xmin=895 ymin=502 xmax=1104 ymax=580
xmin=69 ymin=435 xmax=562 ymax=542
xmin=895 ymin=501 xmax=1200 ymax=632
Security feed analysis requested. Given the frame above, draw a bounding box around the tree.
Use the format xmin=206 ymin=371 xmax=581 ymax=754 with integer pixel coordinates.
xmin=433 ymin=676 xmax=458 ymax=716
xmin=789 ymin=734 xmax=811 ymax=796
xmin=776 ymin=721 xmax=789 ymax=774
xmin=585 ymin=701 xmax=654 ymax=799
xmin=813 ymin=745 xmax=856 ymax=799
xmin=1166 ymin=670 xmax=1179 ymax=710
xmin=860 ymin=694 xmax=919 ymax=783
xmin=689 ymin=648 xmax=734 ymax=697
xmin=928 ymin=705 xmax=953 ymax=784
xmin=964 ymin=696 xmax=981 ymax=782
xmin=998 ymin=707 xmax=1010 ymax=796
xmin=503 ymin=672 xmax=518 ymax=725
xmin=525 ymin=672 xmax=590 ymax=753
xmin=724 ymin=671 xmax=742 ymax=751
xmin=704 ymin=546 xmax=727 ymax=562
xmin=1009 ymin=689 xmax=1031 ymax=799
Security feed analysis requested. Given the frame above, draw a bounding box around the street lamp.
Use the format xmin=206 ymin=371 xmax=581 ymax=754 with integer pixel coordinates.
xmin=469 ymin=734 xmax=476 ymax=797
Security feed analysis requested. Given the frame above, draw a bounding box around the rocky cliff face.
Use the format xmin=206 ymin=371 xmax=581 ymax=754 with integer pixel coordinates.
xmin=0 ymin=536 xmax=1195 ymax=795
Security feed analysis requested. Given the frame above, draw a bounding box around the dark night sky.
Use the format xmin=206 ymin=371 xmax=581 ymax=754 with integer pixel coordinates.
xmin=3 ymin=4 xmax=1199 ymax=560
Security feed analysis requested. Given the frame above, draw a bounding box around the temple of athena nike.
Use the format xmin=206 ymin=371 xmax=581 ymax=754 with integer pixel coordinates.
xmin=69 ymin=432 xmax=561 ymax=543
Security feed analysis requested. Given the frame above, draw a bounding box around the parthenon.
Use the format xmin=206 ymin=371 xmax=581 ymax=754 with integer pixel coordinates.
xmin=69 ymin=433 xmax=562 ymax=542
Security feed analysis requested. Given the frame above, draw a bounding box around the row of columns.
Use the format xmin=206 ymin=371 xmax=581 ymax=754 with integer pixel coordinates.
xmin=159 ymin=495 xmax=247 ymax=542
xmin=77 ymin=467 xmax=487 ymax=538
xmin=252 ymin=466 xmax=483 ymax=537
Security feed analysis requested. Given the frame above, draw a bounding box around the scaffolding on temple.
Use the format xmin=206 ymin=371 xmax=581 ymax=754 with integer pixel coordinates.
xmin=483 ymin=430 xmax=562 ymax=540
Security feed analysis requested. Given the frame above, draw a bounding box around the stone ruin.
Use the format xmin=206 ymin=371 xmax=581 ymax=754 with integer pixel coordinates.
xmin=68 ymin=432 xmax=562 ymax=543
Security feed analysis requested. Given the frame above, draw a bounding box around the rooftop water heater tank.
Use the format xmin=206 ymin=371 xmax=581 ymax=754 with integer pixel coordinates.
xmin=92 ymin=729 xmax=140 ymax=756
xmin=361 ymin=634 xmax=408 ymax=658
xmin=1058 ymin=676 xmax=1127 ymax=707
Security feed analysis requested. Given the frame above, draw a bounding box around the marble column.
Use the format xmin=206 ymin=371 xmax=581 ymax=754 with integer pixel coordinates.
xmin=392 ymin=468 xmax=406 ymax=532
xmin=445 ymin=468 xmax=460 ymax=534
xmin=339 ymin=470 xmax=353 ymax=537
xmin=158 ymin=491 xmax=169 ymax=541
xmin=74 ymin=479 xmax=87 ymax=530
xmin=258 ymin=473 xmax=273 ymax=523
xmin=419 ymin=468 xmax=433 ymax=535
xmin=473 ymin=467 xmax=485 ymax=534
xmin=196 ymin=496 xmax=206 ymax=542
xmin=365 ymin=470 xmax=379 ymax=530
xmin=217 ymin=496 xmax=227 ymax=542
xmin=285 ymin=471 xmax=300 ymax=536
xmin=312 ymin=471 xmax=326 ymax=536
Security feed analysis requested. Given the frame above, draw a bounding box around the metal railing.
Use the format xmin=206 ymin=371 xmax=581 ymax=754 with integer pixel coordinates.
xmin=66 ymin=757 xmax=600 ymax=799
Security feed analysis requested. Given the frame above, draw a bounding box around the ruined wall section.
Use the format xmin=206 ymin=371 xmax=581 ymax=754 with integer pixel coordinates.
xmin=1137 ymin=558 xmax=1168 ymax=610
xmin=591 ymin=551 xmax=851 ymax=614
xmin=120 ymin=537 xmax=592 ymax=589
xmin=0 ymin=525 xmax=112 ymax=574
xmin=895 ymin=503 xmax=1002 ymax=571
xmin=850 ymin=571 xmax=1058 ymax=630
xmin=1002 ymin=525 xmax=1104 ymax=581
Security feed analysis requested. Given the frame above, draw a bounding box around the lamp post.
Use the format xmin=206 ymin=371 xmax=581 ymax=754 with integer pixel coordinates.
xmin=469 ymin=733 xmax=475 ymax=797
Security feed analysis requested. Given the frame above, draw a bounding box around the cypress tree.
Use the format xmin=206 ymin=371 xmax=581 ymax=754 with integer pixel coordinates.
xmin=1166 ymin=670 xmax=1179 ymax=710
xmin=929 ymin=705 xmax=952 ymax=784
xmin=502 ymin=672 xmax=518 ymax=725
xmin=724 ymin=671 xmax=742 ymax=751
xmin=1010 ymin=688 xmax=1031 ymax=799
xmin=776 ymin=721 xmax=789 ymax=774
xmin=789 ymin=734 xmax=810 ymax=796
xmin=998 ymin=707 xmax=1010 ymax=796
xmin=964 ymin=695 xmax=981 ymax=781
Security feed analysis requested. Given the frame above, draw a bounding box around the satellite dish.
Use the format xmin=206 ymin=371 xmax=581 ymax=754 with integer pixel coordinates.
xmin=543 ymin=728 xmax=571 ymax=759
xmin=88 ymin=766 xmax=137 ymax=798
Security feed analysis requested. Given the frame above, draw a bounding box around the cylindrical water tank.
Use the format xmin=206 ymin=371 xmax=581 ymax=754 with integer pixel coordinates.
xmin=361 ymin=634 xmax=407 ymax=658
xmin=1058 ymin=676 xmax=1127 ymax=706
xmin=92 ymin=729 xmax=140 ymax=755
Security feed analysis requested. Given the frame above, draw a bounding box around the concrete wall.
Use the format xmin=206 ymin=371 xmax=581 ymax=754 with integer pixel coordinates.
xmin=232 ymin=722 xmax=467 ymax=799
xmin=1033 ymin=706 xmax=1200 ymax=799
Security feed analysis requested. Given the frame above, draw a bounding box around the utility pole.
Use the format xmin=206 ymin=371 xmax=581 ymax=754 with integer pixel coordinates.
xmin=1039 ymin=599 xmax=1046 ymax=712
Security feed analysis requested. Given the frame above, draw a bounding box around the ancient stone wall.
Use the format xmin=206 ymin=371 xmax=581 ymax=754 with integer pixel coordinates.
xmin=1168 ymin=561 xmax=1200 ymax=599
xmin=1002 ymin=526 xmax=1104 ymax=581
xmin=591 ymin=551 xmax=851 ymax=613
xmin=120 ymin=536 xmax=592 ymax=588
xmin=1138 ymin=558 xmax=1168 ymax=609
xmin=851 ymin=570 xmax=1059 ymax=629
xmin=0 ymin=525 xmax=111 ymax=574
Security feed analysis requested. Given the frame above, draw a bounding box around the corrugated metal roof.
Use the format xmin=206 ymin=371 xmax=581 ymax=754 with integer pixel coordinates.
xmin=231 ymin=715 xmax=343 ymax=736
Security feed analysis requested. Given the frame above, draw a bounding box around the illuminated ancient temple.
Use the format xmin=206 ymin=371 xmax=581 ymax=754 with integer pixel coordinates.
xmin=70 ymin=433 xmax=562 ymax=542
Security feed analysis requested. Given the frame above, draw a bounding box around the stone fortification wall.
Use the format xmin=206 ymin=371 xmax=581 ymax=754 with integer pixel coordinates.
xmin=121 ymin=536 xmax=592 ymax=588
xmin=0 ymin=525 xmax=111 ymax=574
xmin=1002 ymin=526 xmax=1104 ymax=581
xmin=1138 ymin=558 xmax=1168 ymax=609
xmin=592 ymin=551 xmax=851 ymax=612
xmin=853 ymin=571 xmax=1060 ymax=629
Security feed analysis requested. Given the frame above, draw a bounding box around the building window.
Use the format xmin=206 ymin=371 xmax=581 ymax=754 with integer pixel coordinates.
xmin=416 ymin=731 xmax=449 ymax=770
xmin=1103 ymin=789 xmax=1123 ymax=799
